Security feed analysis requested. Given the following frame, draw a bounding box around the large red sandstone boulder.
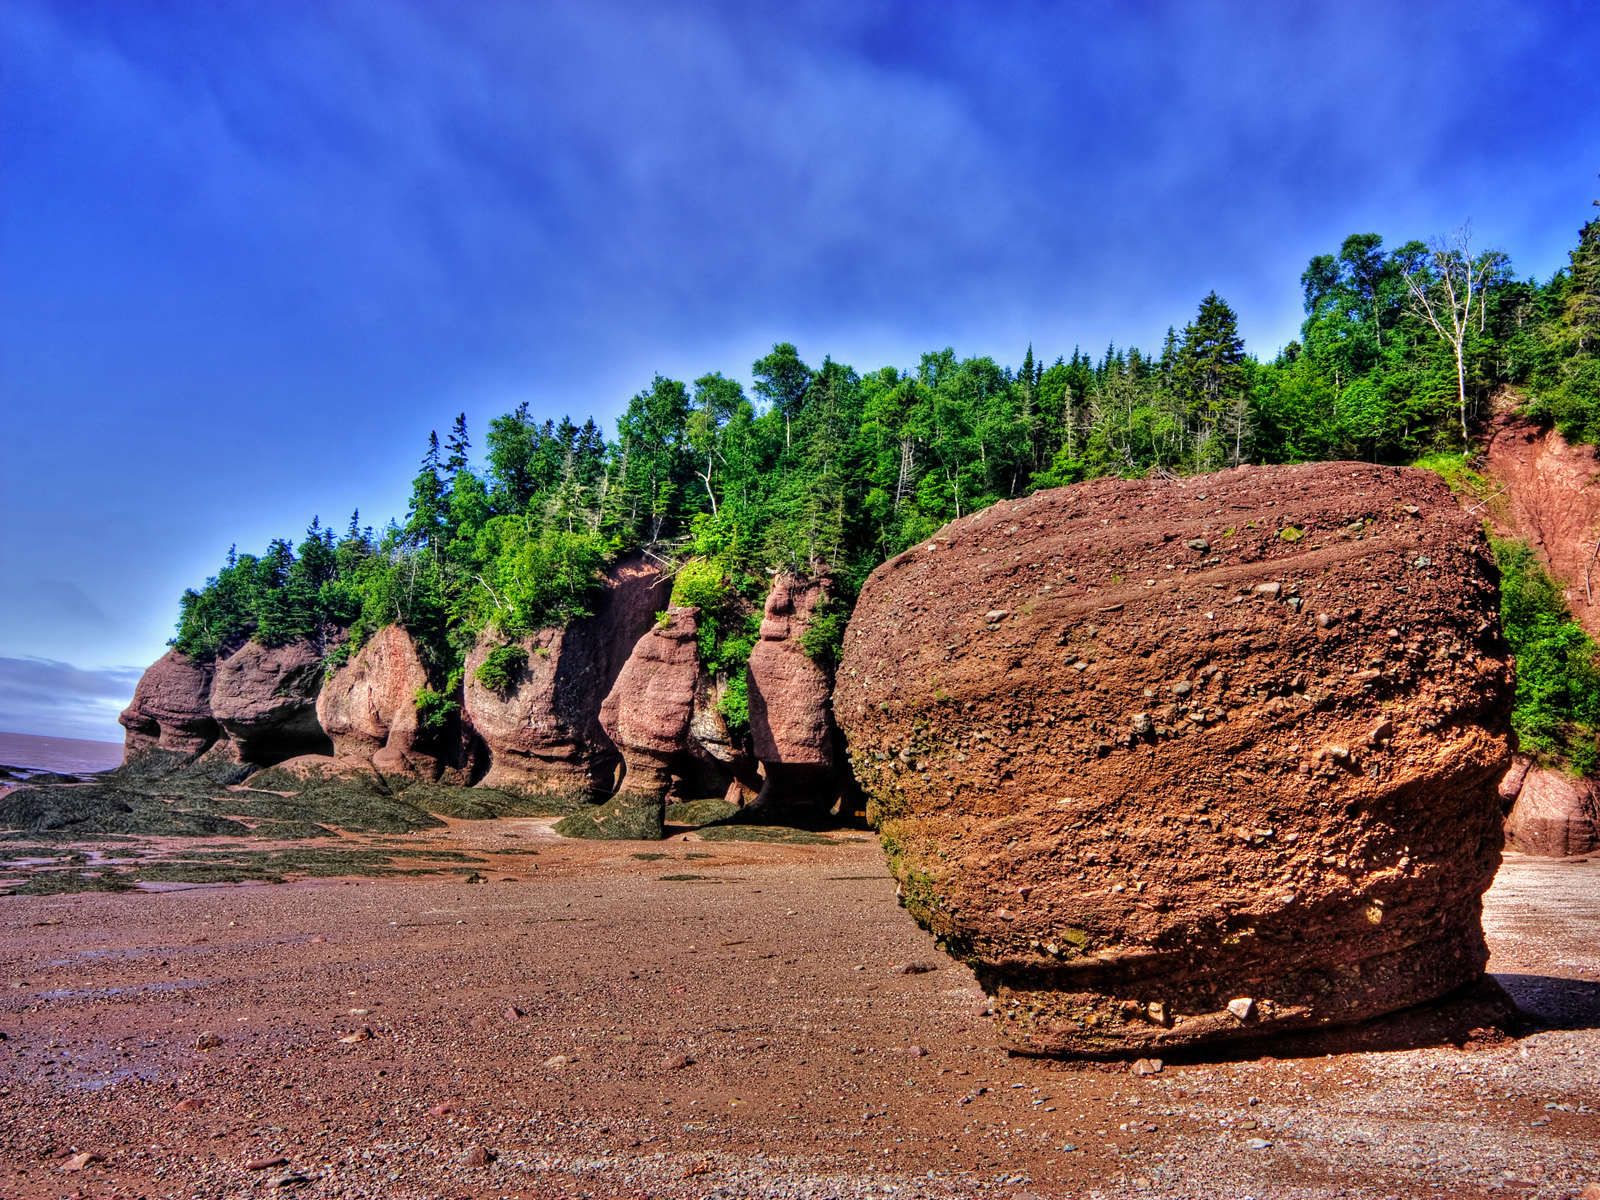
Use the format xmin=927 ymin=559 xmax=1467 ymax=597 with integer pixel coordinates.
xmin=557 ymin=607 xmax=702 ymax=839
xmin=744 ymin=573 xmax=839 ymax=819
xmin=464 ymin=553 xmax=669 ymax=796
xmin=1484 ymin=410 xmax=1600 ymax=639
xmin=210 ymin=639 xmax=331 ymax=765
xmin=835 ymin=462 xmax=1513 ymax=1055
xmin=317 ymin=625 xmax=467 ymax=781
xmin=1504 ymin=768 xmax=1600 ymax=857
xmin=118 ymin=649 xmax=220 ymax=762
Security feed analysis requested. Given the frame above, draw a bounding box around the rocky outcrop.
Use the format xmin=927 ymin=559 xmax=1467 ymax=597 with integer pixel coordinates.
xmin=1504 ymin=768 xmax=1600 ymax=857
xmin=745 ymin=573 xmax=839 ymax=820
xmin=556 ymin=607 xmax=702 ymax=840
xmin=1483 ymin=409 xmax=1600 ymax=639
xmin=118 ymin=650 xmax=220 ymax=762
xmin=687 ymin=672 xmax=761 ymax=801
xmin=210 ymin=639 xmax=332 ymax=765
xmin=835 ymin=462 xmax=1514 ymax=1055
xmin=464 ymin=553 xmax=670 ymax=797
xmin=316 ymin=625 xmax=454 ymax=780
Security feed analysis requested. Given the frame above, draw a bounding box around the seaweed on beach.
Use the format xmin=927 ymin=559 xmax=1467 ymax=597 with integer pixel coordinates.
xmin=664 ymin=798 xmax=740 ymax=827
xmin=2 ymin=869 xmax=135 ymax=896
xmin=693 ymin=823 xmax=836 ymax=845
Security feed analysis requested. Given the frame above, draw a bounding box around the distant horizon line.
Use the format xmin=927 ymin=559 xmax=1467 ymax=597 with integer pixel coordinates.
xmin=0 ymin=729 xmax=123 ymax=748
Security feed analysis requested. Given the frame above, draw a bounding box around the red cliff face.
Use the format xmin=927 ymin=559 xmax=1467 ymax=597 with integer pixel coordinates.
xmin=463 ymin=553 xmax=669 ymax=797
xmin=836 ymin=462 xmax=1512 ymax=1055
xmin=118 ymin=649 xmax=220 ymax=762
xmin=1483 ymin=410 xmax=1600 ymax=639
xmin=209 ymin=639 xmax=332 ymax=765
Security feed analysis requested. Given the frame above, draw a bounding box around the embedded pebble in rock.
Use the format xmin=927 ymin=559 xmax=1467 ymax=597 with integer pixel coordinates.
xmin=1227 ymin=997 xmax=1256 ymax=1022
xmin=836 ymin=462 xmax=1514 ymax=1054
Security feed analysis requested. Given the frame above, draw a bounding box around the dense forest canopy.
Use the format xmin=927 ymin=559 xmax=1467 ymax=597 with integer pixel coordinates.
xmin=171 ymin=204 xmax=1600 ymax=763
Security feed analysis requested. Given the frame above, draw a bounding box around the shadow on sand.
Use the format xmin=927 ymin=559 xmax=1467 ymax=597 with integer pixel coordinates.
xmin=1022 ymin=971 xmax=1600 ymax=1067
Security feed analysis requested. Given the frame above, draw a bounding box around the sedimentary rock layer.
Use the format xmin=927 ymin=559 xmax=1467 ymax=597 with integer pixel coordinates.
xmin=835 ymin=462 xmax=1514 ymax=1054
xmin=1483 ymin=409 xmax=1600 ymax=639
xmin=317 ymin=624 xmax=452 ymax=780
xmin=1504 ymin=768 xmax=1600 ymax=857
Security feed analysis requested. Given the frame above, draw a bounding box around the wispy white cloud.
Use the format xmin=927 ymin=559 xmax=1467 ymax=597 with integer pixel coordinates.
xmin=0 ymin=657 xmax=140 ymax=743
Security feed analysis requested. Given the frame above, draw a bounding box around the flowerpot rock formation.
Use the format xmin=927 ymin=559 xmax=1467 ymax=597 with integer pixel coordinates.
xmin=317 ymin=624 xmax=459 ymax=781
xmin=744 ymin=573 xmax=841 ymax=821
xmin=556 ymin=606 xmax=703 ymax=840
xmin=209 ymin=639 xmax=332 ymax=765
xmin=835 ymin=462 xmax=1514 ymax=1055
xmin=118 ymin=649 xmax=221 ymax=763
xmin=463 ymin=552 xmax=670 ymax=798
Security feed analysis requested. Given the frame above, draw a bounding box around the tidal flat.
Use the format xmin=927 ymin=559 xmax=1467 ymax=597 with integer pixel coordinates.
xmin=0 ymin=813 xmax=1595 ymax=1199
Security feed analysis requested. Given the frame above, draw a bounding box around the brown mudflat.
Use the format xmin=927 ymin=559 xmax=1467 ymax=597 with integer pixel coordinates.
xmin=1 ymin=820 xmax=1596 ymax=1199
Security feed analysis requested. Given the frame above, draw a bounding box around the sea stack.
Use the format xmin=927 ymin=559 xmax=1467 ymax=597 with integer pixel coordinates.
xmin=835 ymin=462 xmax=1514 ymax=1054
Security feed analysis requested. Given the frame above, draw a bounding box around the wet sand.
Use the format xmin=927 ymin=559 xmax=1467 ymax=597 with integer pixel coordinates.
xmin=1 ymin=818 xmax=1596 ymax=1199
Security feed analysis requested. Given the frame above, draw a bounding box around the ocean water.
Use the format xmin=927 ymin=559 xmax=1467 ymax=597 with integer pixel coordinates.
xmin=0 ymin=730 xmax=124 ymax=777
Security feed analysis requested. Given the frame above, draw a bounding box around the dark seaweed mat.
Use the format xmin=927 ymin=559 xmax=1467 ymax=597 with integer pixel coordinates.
xmin=0 ymin=769 xmax=572 ymax=840
xmin=0 ymin=784 xmax=254 ymax=838
xmin=1 ymin=844 xmax=496 ymax=894
xmin=2 ymin=870 xmax=133 ymax=896
xmin=664 ymin=798 xmax=740 ymax=827
xmin=693 ymin=824 xmax=837 ymax=845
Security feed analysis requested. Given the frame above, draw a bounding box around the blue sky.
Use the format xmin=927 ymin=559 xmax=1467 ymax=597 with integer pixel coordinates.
xmin=2 ymin=0 xmax=1598 ymax=741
